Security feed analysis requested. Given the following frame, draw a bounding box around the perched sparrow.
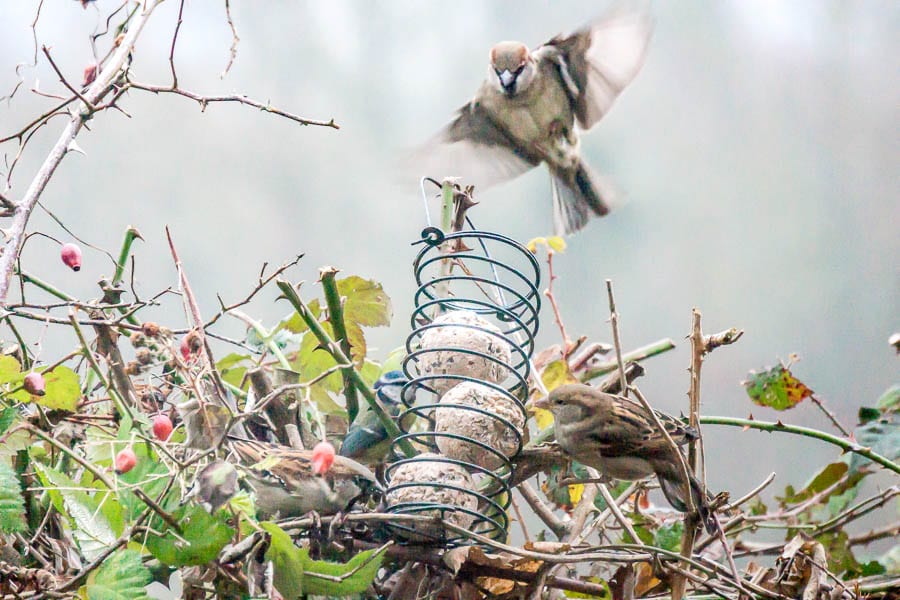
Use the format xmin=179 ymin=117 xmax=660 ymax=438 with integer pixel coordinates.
xmin=534 ymin=383 xmax=715 ymax=533
xmin=416 ymin=8 xmax=653 ymax=235
xmin=229 ymin=438 xmax=381 ymax=519
xmin=339 ymin=371 xmax=410 ymax=464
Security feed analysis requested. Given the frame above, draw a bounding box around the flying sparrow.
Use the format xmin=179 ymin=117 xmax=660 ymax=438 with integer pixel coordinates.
xmin=534 ymin=383 xmax=715 ymax=532
xmin=229 ymin=438 xmax=381 ymax=519
xmin=415 ymin=7 xmax=653 ymax=235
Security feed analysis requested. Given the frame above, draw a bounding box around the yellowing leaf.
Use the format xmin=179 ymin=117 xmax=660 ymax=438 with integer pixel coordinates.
xmin=533 ymin=407 xmax=554 ymax=431
xmin=546 ymin=236 xmax=566 ymax=253
xmin=526 ymin=237 xmax=546 ymax=253
xmin=568 ymin=482 xmax=584 ymax=505
xmin=541 ymin=359 xmax=577 ymax=392
xmin=337 ymin=276 xmax=392 ymax=328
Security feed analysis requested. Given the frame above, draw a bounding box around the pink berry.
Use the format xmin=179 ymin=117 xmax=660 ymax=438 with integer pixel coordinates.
xmin=152 ymin=414 xmax=173 ymax=441
xmin=115 ymin=448 xmax=137 ymax=474
xmin=60 ymin=243 xmax=82 ymax=272
xmin=23 ymin=372 xmax=46 ymax=396
xmin=180 ymin=331 xmax=201 ymax=361
xmin=311 ymin=441 xmax=335 ymax=475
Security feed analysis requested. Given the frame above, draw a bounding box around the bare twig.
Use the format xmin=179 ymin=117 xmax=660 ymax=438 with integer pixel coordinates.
xmin=168 ymin=0 xmax=186 ymax=88
xmin=604 ymin=280 xmax=629 ymax=398
xmin=220 ymin=0 xmax=240 ymax=78
xmin=128 ymin=82 xmax=340 ymax=129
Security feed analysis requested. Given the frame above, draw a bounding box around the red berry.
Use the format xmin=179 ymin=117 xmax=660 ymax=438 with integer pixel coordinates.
xmin=23 ymin=372 xmax=46 ymax=396
xmin=115 ymin=448 xmax=137 ymax=474
xmin=152 ymin=414 xmax=173 ymax=441
xmin=311 ymin=441 xmax=335 ymax=475
xmin=180 ymin=331 xmax=202 ymax=361
xmin=60 ymin=243 xmax=82 ymax=272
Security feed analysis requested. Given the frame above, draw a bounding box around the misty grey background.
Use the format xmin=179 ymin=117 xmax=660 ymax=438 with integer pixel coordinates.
xmin=2 ymin=1 xmax=897 ymax=535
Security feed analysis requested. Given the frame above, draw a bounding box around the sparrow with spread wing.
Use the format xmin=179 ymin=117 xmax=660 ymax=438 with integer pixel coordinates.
xmin=534 ymin=383 xmax=716 ymax=533
xmin=416 ymin=7 xmax=653 ymax=235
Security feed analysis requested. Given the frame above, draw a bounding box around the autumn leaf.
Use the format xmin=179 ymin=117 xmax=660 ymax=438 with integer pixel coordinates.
xmin=742 ymin=363 xmax=813 ymax=410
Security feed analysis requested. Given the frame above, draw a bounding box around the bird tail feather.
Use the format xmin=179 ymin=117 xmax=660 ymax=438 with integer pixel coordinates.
xmin=659 ymin=471 xmax=717 ymax=535
xmin=549 ymin=160 xmax=614 ymax=236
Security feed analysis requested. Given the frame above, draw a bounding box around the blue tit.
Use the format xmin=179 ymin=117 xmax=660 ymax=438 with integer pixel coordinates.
xmin=339 ymin=370 xmax=409 ymax=464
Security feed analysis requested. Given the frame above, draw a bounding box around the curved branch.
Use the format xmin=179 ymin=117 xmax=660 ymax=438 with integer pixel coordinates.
xmin=700 ymin=416 xmax=900 ymax=474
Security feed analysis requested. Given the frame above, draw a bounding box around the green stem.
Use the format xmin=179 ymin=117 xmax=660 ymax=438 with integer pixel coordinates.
xmin=112 ymin=226 xmax=143 ymax=326
xmin=440 ymin=179 xmax=454 ymax=234
xmin=230 ymin=309 xmax=291 ymax=370
xmin=700 ymin=416 xmax=900 ymax=475
xmin=17 ymin=269 xmax=74 ymax=301
xmin=276 ymin=279 xmax=416 ymax=458
xmin=320 ymin=267 xmax=358 ymax=425
xmin=112 ymin=226 xmax=142 ymax=286
xmin=579 ymin=338 xmax=676 ymax=382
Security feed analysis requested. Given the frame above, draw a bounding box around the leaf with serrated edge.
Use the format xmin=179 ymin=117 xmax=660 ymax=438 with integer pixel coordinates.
xmin=337 ymin=275 xmax=392 ymax=328
xmin=0 ymin=461 xmax=26 ymax=533
xmin=86 ymin=549 xmax=151 ymax=600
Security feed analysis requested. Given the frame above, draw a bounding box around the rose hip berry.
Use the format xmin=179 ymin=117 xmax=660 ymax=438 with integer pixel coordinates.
xmin=23 ymin=372 xmax=46 ymax=396
xmin=60 ymin=243 xmax=82 ymax=271
xmin=115 ymin=448 xmax=137 ymax=474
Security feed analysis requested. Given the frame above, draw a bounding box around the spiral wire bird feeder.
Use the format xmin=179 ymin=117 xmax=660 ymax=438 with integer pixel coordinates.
xmin=383 ymin=179 xmax=541 ymax=545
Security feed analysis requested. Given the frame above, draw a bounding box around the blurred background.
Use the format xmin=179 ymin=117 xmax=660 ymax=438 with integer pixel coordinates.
xmin=1 ymin=0 xmax=897 ymax=536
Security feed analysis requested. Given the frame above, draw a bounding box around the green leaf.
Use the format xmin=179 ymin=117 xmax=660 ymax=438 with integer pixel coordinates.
xmin=816 ymin=530 xmax=861 ymax=576
xmin=653 ymin=521 xmax=683 ymax=552
xmin=360 ymin=359 xmax=381 ymax=388
xmin=277 ymin=300 xmax=321 ymax=334
xmin=850 ymin=410 xmax=900 ymax=473
xmin=780 ymin=462 xmax=848 ymax=504
xmin=117 ymin=443 xmax=176 ymax=521
xmin=0 ymin=355 xmax=22 ymax=383
xmin=298 ymin=544 xmax=388 ymax=595
xmin=35 ymin=366 xmax=80 ymax=411
xmin=216 ymin=353 xmax=251 ymax=390
xmin=742 ymin=363 xmax=814 ymax=410
xmin=262 ymin=522 xmax=305 ymax=599
xmin=0 ymin=406 xmax=18 ymax=436
xmin=293 ymin=326 xmax=342 ymax=393
xmin=144 ymin=504 xmax=233 ymax=566
xmin=859 ymin=406 xmax=882 ymax=424
xmin=0 ymin=460 xmax=26 ymax=533
xmin=86 ymin=549 xmax=151 ymax=600
xmin=337 ymin=275 xmax=392 ymax=328
xmin=262 ymin=521 xmax=389 ymax=598
xmin=33 ymin=462 xmax=118 ymax=561
xmin=379 ymin=347 xmax=406 ymax=375
xmin=345 ymin=320 xmax=367 ymax=367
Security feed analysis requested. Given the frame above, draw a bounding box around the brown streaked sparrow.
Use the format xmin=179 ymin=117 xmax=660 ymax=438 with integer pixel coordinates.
xmin=229 ymin=439 xmax=381 ymax=519
xmin=415 ymin=7 xmax=653 ymax=235
xmin=534 ymin=383 xmax=715 ymax=533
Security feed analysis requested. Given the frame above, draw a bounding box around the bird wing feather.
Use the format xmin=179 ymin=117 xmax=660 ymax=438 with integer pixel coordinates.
xmin=544 ymin=8 xmax=653 ymax=129
xmin=411 ymin=100 xmax=539 ymax=190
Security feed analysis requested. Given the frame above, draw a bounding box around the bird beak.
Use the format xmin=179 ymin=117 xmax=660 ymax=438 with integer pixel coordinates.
xmin=533 ymin=396 xmax=550 ymax=410
xmin=499 ymin=69 xmax=515 ymax=88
